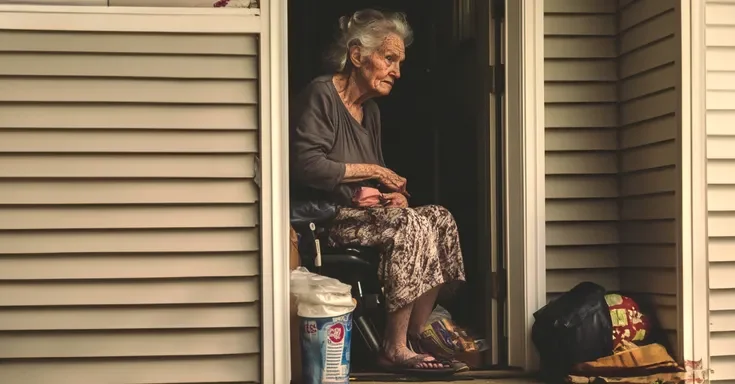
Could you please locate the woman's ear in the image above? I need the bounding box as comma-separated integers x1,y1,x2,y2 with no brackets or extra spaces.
348,45,362,68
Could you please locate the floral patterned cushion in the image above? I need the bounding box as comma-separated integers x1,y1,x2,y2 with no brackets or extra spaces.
604,294,650,349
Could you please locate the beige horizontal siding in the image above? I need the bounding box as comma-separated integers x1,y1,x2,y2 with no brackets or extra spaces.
0,29,261,384
0,104,259,129
617,0,679,356
706,0,735,381
544,1,620,300
0,0,257,6
0,0,106,5
0,30,258,54
109,0,258,7
544,0,681,356
1,356,258,384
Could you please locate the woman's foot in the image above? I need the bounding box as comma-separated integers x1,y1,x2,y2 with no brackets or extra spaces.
407,335,470,373
377,346,455,377
382,346,448,369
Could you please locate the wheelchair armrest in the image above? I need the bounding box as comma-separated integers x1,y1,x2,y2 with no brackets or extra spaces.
290,201,338,231
324,247,365,257
322,247,380,267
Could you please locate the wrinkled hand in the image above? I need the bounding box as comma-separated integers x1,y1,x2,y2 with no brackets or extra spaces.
383,192,408,208
375,166,407,193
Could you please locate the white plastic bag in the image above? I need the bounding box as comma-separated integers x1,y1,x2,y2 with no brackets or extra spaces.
425,304,452,325
290,267,356,318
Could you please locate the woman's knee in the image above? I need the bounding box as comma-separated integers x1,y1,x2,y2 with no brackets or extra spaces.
384,207,424,229
423,204,456,222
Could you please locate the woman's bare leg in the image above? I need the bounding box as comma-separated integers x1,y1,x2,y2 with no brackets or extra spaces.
407,285,442,336
325,206,462,369
383,302,443,368
406,284,469,372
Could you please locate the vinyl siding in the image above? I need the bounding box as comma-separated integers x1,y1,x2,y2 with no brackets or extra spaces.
617,0,679,356
706,0,735,381
0,0,258,7
544,0,621,300
108,0,258,7
0,29,261,384
544,0,680,357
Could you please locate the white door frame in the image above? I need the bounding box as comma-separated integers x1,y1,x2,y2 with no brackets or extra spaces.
0,0,548,380
260,0,291,383
268,0,547,376
504,0,545,371
679,0,710,377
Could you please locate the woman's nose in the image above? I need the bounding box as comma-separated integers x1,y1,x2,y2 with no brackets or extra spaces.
393,63,401,79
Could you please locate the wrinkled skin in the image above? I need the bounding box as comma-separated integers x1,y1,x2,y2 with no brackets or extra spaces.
350,33,406,98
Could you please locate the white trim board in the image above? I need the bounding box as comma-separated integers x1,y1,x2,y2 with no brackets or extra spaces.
258,0,291,383
677,0,693,365
0,0,106,5
505,0,545,371
682,0,710,377
0,5,260,33
0,4,260,14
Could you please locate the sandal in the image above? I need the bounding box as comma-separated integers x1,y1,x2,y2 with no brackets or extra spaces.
447,358,470,373
377,353,456,377
408,336,470,373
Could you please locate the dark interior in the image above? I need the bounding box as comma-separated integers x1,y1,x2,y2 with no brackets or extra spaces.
288,0,500,369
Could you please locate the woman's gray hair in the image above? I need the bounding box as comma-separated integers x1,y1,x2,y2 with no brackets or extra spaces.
326,9,413,73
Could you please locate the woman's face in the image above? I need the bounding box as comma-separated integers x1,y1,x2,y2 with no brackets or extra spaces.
354,33,405,97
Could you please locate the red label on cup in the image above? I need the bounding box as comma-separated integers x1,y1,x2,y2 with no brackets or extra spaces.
328,323,345,343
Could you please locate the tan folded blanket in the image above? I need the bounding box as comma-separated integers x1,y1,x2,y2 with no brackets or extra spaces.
567,372,687,384
567,341,684,384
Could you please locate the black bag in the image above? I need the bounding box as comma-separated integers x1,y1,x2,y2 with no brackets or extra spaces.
531,282,613,381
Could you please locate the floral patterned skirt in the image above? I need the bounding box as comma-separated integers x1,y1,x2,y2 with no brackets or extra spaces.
327,204,466,312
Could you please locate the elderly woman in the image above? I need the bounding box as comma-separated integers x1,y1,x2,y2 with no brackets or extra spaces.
290,9,467,374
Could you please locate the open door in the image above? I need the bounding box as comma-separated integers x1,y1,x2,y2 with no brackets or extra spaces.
476,0,507,367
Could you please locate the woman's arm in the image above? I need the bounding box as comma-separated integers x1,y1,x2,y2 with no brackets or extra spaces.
290,85,351,191
343,164,406,191
343,163,379,182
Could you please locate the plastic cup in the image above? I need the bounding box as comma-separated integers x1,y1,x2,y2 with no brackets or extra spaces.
299,311,353,384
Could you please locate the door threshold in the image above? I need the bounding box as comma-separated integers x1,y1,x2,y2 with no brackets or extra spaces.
355,380,541,384
350,369,539,383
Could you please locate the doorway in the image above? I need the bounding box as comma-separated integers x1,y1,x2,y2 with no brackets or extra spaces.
286,0,507,370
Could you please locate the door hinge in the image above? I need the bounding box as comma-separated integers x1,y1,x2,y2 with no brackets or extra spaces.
490,270,507,301
489,64,505,95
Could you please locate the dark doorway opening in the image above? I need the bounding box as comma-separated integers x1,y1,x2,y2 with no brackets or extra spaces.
287,0,506,370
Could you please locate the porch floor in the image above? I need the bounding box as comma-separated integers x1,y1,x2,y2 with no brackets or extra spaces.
352,370,544,384
359,379,542,384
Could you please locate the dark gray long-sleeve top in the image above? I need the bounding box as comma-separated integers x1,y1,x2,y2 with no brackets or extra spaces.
290,75,385,205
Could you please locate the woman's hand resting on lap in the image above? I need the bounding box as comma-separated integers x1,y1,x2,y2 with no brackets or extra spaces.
373,165,407,193
343,163,406,193
342,164,408,199
383,192,408,208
